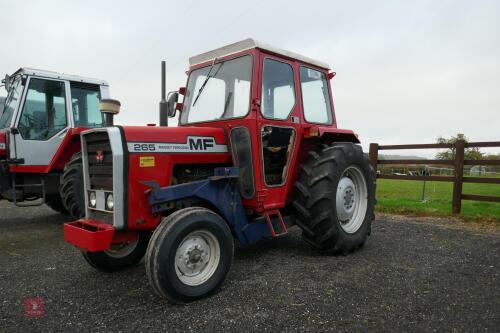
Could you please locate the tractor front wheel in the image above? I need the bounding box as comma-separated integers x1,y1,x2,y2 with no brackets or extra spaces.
45,194,69,215
60,152,85,219
82,232,150,272
145,207,234,304
293,143,375,254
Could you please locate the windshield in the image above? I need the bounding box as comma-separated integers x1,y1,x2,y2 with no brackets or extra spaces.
0,77,23,128
180,55,252,124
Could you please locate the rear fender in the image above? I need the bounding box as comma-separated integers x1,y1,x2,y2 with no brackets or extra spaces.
51,129,86,171
319,128,360,144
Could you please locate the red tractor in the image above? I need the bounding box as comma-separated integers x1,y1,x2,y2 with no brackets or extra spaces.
0,68,111,218
64,39,376,303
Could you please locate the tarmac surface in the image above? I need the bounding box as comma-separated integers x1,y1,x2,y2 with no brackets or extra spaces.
0,201,499,332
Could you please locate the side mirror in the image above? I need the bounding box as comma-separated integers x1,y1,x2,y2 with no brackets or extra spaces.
3,74,10,91
167,92,179,117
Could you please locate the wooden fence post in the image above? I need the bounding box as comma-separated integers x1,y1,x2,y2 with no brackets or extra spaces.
452,139,465,214
369,143,379,175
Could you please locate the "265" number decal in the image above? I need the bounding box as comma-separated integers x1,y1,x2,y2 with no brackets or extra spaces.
133,143,156,152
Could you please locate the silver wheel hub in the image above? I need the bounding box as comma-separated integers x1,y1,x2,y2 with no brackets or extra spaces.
336,166,368,234
175,230,220,286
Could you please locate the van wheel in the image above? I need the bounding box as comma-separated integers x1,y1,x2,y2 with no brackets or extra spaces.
145,207,234,304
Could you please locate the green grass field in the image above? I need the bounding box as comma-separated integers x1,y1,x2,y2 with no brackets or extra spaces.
375,179,500,224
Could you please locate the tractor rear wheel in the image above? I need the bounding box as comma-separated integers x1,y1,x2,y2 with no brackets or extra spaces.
293,143,375,254
60,152,85,219
82,232,150,272
145,207,234,304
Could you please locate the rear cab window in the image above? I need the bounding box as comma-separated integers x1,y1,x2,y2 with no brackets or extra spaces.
299,66,333,124
70,82,103,127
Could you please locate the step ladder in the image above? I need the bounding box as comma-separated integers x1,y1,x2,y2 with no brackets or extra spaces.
11,174,46,207
264,209,288,237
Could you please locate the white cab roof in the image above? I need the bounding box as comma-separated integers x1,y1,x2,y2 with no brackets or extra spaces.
189,38,331,69
12,67,108,86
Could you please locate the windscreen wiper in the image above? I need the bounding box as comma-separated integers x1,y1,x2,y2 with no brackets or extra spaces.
192,58,223,106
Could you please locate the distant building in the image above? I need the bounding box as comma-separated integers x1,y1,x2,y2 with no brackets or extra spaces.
470,165,486,176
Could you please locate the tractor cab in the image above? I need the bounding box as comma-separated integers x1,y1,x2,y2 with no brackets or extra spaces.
172,39,358,211
0,68,109,213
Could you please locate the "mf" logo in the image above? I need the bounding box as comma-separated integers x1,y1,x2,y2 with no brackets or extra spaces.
189,138,214,151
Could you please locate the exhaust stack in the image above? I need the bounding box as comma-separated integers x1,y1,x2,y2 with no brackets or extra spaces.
159,61,168,126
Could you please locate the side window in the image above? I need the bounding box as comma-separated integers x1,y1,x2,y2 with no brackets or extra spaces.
71,82,103,127
18,78,67,140
261,59,295,120
300,67,333,124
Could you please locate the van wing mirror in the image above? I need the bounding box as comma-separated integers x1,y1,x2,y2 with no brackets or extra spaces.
167,92,179,117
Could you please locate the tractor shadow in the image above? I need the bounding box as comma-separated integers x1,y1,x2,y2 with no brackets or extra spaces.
233,228,317,260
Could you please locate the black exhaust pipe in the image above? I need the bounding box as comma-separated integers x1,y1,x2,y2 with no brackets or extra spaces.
159,61,168,126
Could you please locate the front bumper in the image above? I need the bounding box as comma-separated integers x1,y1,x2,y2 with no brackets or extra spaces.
64,220,115,252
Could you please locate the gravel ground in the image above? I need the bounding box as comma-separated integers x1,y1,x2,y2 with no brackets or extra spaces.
0,201,499,333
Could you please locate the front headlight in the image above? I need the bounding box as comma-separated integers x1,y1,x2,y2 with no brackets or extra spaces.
89,191,97,208
105,193,114,211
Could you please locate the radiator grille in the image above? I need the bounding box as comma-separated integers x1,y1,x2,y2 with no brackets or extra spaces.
85,132,113,191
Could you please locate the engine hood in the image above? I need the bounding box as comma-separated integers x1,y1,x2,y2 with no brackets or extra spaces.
122,126,229,154
116,125,231,231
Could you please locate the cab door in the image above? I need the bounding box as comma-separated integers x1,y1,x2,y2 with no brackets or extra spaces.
257,55,301,209
12,76,71,166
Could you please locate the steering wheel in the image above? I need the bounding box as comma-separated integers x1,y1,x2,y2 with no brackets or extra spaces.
19,113,48,139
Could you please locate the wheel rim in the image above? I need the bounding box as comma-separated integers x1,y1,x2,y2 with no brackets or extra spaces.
105,239,139,258
336,166,368,234
175,230,220,286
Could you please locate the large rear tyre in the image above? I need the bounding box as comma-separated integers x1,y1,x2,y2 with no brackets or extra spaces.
82,232,150,272
145,207,234,304
293,143,375,254
60,152,85,219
